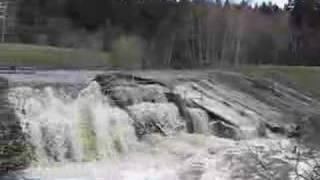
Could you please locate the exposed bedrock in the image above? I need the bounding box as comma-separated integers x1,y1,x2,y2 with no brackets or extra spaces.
95,72,317,140
127,102,185,138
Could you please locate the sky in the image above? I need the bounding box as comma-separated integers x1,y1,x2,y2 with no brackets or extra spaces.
252,0,287,8
187,0,288,8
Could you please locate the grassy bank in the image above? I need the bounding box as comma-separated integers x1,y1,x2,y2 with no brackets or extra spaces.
240,66,320,100
0,44,319,99
0,43,111,69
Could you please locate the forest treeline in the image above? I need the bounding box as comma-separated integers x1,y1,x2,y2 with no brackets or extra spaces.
13,0,320,68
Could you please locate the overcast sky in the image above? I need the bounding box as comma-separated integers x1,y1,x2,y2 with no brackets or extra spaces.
252,0,287,7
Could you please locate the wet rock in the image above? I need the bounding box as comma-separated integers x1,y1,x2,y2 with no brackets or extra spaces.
95,73,167,91
127,102,185,138
266,124,286,135
95,73,169,107
209,121,241,140
174,82,264,138
95,71,318,142
298,114,320,147
211,71,317,124
109,85,168,107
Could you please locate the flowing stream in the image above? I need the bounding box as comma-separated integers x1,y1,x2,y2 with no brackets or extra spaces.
4,71,311,180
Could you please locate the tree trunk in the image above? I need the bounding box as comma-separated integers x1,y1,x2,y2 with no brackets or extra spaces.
197,18,203,65
165,32,176,67
234,38,241,67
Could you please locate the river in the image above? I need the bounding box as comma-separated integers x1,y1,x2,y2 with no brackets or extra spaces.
2,70,316,180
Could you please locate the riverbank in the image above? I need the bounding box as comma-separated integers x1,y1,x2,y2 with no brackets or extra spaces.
0,43,111,69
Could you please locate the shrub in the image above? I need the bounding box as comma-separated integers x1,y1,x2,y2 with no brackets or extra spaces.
110,36,144,69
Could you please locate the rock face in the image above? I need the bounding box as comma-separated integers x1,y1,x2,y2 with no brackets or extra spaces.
95,73,169,107
95,73,185,138
109,85,168,107
95,71,318,140
128,103,185,137
0,78,31,174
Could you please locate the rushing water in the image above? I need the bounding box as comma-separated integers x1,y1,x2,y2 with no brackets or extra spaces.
6,73,304,180
9,82,137,163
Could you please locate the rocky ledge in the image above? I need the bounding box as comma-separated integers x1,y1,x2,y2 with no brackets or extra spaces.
95,71,319,141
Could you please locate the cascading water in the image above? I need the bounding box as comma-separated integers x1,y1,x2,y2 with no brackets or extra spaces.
8,82,137,164
6,74,310,180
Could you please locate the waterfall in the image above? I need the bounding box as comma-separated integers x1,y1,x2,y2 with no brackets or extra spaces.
187,108,210,135
8,82,137,164
6,74,307,180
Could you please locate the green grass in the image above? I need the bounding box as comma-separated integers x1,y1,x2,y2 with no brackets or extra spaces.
0,43,112,69
0,44,319,98
240,66,320,100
